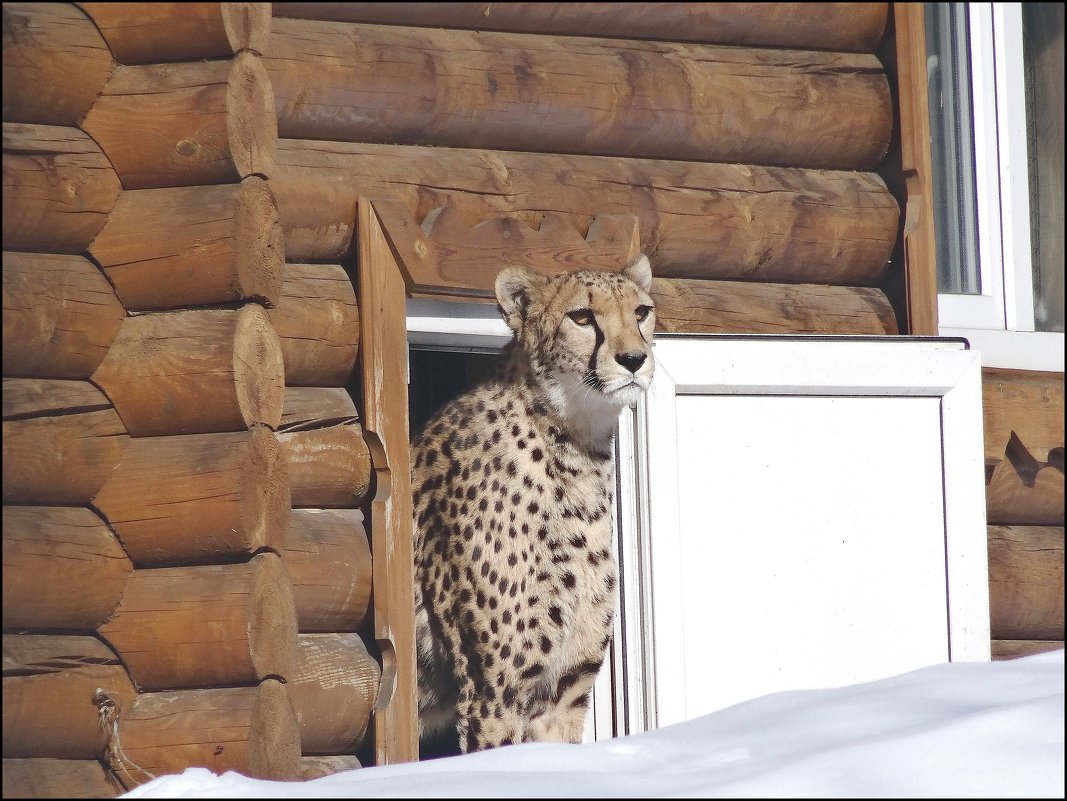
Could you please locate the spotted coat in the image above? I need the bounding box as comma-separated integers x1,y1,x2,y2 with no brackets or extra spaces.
412,257,656,752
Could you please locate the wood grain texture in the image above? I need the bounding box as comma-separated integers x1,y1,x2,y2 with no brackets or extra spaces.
288,633,380,755
991,639,1065,660
1,2,115,126
299,755,361,779
281,386,358,427
92,427,290,566
77,2,270,64
2,123,121,253
111,680,300,786
1,378,112,419
266,18,890,171
2,407,129,505
986,456,1064,527
277,424,372,508
892,3,938,334
982,368,1064,461
358,199,419,764
987,525,1064,641
82,53,276,189
91,306,284,437
2,506,131,631
98,554,298,691
272,3,888,52
2,634,135,759
1,758,122,799
88,178,283,311
268,264,360,387
280,508,372,632
2,253,125,379
275,140,899,285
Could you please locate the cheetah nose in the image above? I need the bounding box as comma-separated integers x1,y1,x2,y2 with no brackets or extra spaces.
615,352,647,374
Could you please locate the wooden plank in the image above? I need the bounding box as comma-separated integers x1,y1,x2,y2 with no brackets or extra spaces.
272,3,889,52
1,2,115,126
986,456,1064,527
982,368,1065,461
275,140,899,286
77,2,270,64
891,3,938,335
987,525,1064,641
266,18,891,171
357,199,419,765
991,639,1065,660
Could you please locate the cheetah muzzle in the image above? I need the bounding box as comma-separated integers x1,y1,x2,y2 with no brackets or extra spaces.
412,254,656,753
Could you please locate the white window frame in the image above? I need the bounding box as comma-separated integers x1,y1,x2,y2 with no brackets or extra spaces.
936,3,1064,372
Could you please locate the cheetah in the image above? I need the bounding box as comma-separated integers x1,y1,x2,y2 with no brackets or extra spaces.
411,254,656,753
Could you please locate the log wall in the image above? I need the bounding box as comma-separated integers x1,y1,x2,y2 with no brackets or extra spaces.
2,2,376,792
982,369,1065,660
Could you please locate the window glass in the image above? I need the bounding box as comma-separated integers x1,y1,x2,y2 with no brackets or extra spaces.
926,2,981,295
1022,3,1065,333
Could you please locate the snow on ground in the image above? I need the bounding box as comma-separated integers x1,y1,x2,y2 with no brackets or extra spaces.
124,649,1064,799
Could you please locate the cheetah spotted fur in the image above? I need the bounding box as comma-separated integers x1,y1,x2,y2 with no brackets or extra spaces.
412,254,656,752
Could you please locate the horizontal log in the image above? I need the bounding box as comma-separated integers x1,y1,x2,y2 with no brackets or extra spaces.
266,18,890,171
281,387,358,428
278,423,372,507
289,634,380,755
272,3,888,52
2,507,132,631
98,553,298,691
1,758,121,799
2,254,125,379
91,306,284,436
991,640,1065,661
2,123,121,253
111,679,299,785
299,755,361,779
1,3,115,126
982,368,1064,461
2,379,111,419
280,508,371,632
2,408,129,505
82,52,276,189
2,634,136,759
650,278,899,335
88,178,283,311
275,140,898,284
987,525,1064,641
92,426,289,566
268,264,360,386
77,2,271,64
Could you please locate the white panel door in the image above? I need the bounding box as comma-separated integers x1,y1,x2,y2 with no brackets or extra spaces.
639,337,989,728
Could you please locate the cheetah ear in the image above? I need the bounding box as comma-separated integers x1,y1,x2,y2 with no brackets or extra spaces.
622,253,653,292
496,266,541,332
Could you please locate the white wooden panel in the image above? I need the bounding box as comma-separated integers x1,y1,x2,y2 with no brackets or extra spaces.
674,395,949,717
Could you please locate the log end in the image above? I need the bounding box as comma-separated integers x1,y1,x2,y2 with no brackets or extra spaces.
235,178,285,307
222,3,272,55
234,305,285,429
240,427,292,554
228,52,278,180
248,679,301,780
249,552,299,683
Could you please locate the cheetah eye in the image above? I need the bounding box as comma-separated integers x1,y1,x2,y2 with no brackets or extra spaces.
567,308,594,326
636,305,653,322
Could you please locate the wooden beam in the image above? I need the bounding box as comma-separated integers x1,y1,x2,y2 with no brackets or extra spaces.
275,140,898,286
272,3,889,55
987,525,1064,641
357,198,419,765
892,3,938,335
266,17,891,171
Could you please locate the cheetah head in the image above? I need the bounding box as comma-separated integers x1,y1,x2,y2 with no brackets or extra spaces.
495,254,656,414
